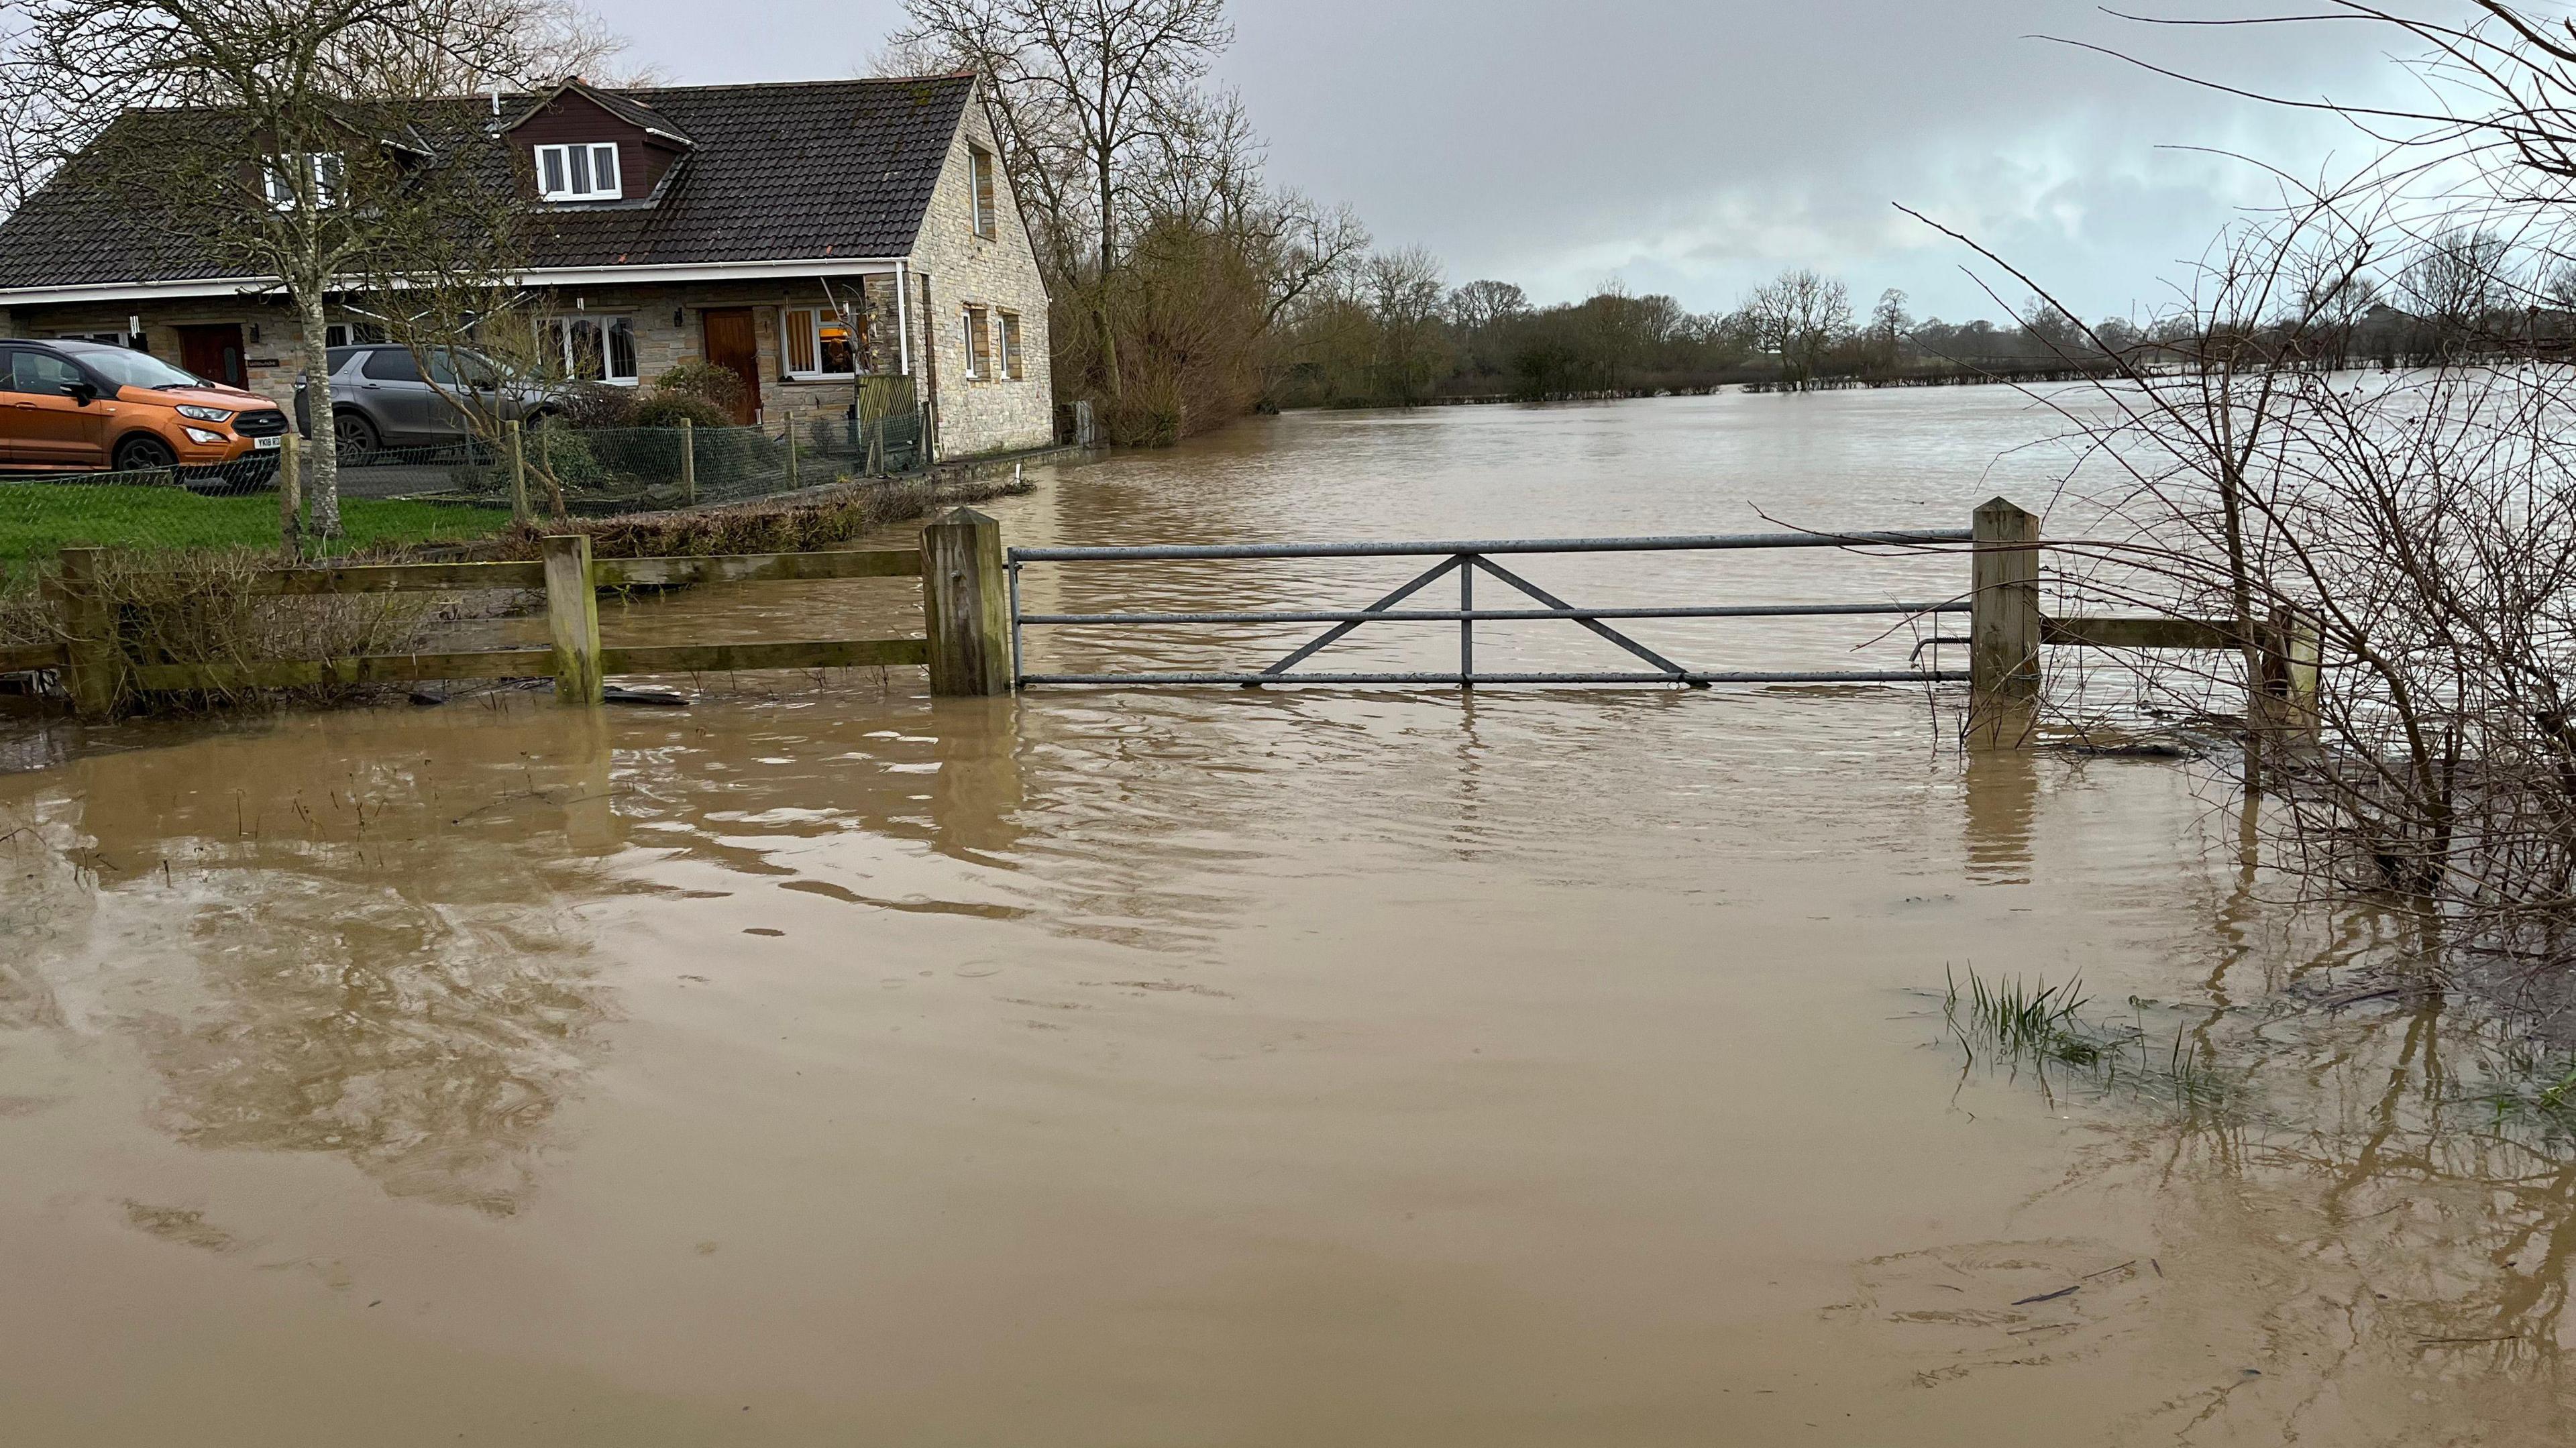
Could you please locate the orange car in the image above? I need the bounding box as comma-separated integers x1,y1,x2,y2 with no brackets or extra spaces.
0,337,290,482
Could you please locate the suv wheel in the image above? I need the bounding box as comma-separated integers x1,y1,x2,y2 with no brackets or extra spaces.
333,409,380,463
112,434,176,474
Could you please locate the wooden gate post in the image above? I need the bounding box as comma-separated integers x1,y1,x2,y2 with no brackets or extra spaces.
541,533,603,705
1970,497,2042,704
52,546,121,719
921,507,1012,696
2253,605,2323,744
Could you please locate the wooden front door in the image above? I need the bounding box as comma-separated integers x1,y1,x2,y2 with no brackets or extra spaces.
700,309,761,424
176,323,247,388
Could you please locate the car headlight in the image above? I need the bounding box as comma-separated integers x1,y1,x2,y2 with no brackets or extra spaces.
174,405,233,423
181,426,223,444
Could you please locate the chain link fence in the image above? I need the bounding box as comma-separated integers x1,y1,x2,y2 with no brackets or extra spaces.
440,414,926,516
0,414,930,569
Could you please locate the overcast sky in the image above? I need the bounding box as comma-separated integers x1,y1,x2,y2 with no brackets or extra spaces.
609,0,2439,323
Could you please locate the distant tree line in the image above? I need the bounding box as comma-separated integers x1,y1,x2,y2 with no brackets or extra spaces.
892,1,2576,438
1263,221,2576,409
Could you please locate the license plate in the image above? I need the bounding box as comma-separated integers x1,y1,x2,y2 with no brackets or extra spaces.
252,435,282,450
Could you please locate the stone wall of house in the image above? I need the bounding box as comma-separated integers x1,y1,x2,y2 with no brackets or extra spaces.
533,276,910,433
904,82,1055,459
11,296,316,406
9,280,918,434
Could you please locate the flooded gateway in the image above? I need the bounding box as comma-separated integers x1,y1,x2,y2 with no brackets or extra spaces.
2,392,2569,1445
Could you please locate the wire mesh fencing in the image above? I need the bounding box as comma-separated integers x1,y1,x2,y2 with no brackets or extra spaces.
443,415,928,516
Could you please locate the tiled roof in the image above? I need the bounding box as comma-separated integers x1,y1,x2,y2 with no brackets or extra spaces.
505,78,698,146
0,74,975,293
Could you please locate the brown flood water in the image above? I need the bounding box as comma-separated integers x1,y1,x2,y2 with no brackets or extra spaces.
3,392,2572,1444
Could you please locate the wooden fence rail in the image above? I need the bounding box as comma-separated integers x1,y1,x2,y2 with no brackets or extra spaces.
0,498,2318,737
17,506,1007,717
1971,496,2320,739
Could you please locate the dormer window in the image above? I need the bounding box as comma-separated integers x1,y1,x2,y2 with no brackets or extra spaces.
536,142,622,202
262,153,343,210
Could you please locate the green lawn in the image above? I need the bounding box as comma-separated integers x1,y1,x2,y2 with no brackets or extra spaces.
0,484,514,563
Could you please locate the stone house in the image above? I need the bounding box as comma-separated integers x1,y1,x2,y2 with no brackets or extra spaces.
0,74,1054,459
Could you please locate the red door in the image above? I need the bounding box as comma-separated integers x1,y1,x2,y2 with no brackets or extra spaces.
177,324,248,388
700,309,761,424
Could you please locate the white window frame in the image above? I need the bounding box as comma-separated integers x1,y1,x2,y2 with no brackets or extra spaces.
968,144,997,239
782,306,861,380
961,305,990,380
540,314,639,385
262,152,344,211
535,142,624,203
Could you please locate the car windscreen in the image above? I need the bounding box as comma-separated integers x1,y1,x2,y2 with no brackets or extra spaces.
56,342,210,390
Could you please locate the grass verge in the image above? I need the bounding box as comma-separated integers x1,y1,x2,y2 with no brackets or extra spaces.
0,486,513,563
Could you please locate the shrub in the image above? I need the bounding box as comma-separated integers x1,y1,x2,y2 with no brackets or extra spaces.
552,383,638,430
651,359,747,414
627,390,735,431
525,425,613,493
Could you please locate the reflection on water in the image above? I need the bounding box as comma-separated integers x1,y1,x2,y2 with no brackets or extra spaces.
13,715,625,1216
1962,745,2039,885
0,396,2569,1445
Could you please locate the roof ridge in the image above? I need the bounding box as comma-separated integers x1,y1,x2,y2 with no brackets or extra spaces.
616,74,973,98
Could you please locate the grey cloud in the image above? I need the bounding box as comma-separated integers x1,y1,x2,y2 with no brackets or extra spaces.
608,0,2435,319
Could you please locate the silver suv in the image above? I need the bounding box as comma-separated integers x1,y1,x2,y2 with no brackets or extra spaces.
292,345,555,459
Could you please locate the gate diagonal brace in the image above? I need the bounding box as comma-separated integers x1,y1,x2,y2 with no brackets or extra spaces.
1468,555,1702,685
1256,555,1464,681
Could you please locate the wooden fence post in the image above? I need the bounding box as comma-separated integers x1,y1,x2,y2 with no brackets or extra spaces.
541,533,602,705
538,426,567,519
785,417,800,490
506,419,531,524
921,507,1011,696
52,546,121,718
680,416,696,505
2254,604,2323,744
1970,497,2042,704
276,433,303,563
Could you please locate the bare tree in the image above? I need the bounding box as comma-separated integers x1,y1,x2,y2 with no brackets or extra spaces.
1364,246,1448,405
1448,279,1530,333
1906,2,2576,993
0,0,629,214
2401,228,2515,351
0,0,574,543
891,0,1232,397
1741,268,1852,388
1867,287,1910,369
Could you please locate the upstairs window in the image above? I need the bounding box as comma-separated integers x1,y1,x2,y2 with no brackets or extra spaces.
969,144,996,239
783,307,859,379
262,153,344,210
536,142,623,202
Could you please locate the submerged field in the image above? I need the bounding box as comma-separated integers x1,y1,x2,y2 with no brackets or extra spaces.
0,395,2565,1446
